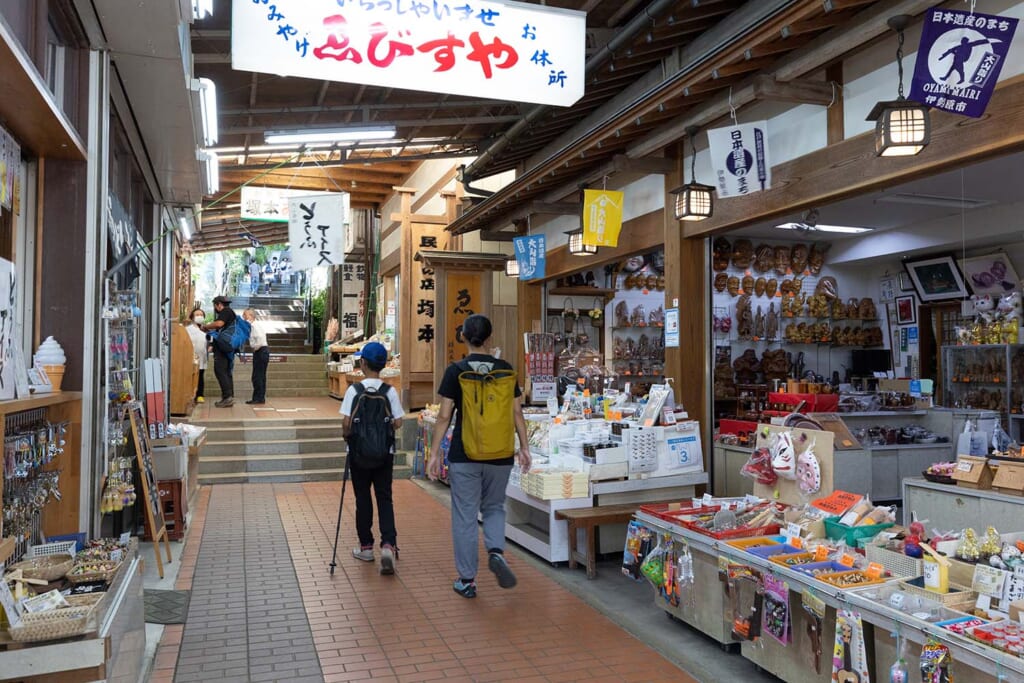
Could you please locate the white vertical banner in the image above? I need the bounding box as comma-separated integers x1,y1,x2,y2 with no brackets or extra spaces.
288,193,349,270
706,121,771,198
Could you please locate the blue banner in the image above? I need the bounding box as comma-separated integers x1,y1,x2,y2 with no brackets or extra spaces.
513,235,546,281
910,8,1018,118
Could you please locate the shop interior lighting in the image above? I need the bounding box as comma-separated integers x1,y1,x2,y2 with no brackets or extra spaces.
198,150,219,194
669,126,715,221
866,15,930,157
178,215,192,241
193,78,218,147
192,0,213,19
567,229,598,256
504,257,520,277
774,222,874,234
264,126,397,145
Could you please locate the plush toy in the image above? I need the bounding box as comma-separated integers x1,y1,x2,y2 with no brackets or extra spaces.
972,294,996,324
997,290,1022,321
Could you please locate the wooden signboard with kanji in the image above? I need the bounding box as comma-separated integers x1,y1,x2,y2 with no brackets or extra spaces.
444,271,483,366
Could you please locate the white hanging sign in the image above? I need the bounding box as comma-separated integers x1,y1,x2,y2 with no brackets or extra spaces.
288,193,349,270
706,121,772,198
241,186,331,223
231,0,586,107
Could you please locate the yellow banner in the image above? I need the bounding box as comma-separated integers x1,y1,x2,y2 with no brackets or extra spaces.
582,189,624,247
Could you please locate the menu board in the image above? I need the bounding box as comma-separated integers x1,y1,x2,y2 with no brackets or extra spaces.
128,402,166,540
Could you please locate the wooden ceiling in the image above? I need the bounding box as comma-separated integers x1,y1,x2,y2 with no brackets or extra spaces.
188,0,890,251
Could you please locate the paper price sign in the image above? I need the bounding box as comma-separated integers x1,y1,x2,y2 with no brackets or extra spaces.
814,546,830,562
839,554,856,568
0,580,21,627
957,461,973,472
866,562,885,580
972,564,1007,596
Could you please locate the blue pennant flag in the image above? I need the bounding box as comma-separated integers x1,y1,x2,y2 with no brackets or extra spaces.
513,235,546,280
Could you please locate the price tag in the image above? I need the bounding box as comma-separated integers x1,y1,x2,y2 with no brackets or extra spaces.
546,396,558,417
815,546,830,562
702,493,714,506
802,589,826,619
790,536,804,550
957,461,973,472
786,523,803,539
972,564,1007,597
866,562,885,579
0,580,22,627
839,554,856,568
119,532,132,545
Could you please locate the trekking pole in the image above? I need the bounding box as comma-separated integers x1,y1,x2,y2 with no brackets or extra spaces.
328,450,352,576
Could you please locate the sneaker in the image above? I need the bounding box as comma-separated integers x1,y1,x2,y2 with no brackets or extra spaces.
214,398,234,408
488,552,517,589
452,578,477,598
245,400,266,405
196,397,205,403
352,546,374,562
380,545,396,575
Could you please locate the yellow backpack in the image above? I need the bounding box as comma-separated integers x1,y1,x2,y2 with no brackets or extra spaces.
457,360,517,460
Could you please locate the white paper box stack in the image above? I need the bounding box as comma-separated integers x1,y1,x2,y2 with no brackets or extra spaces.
522,470,590,500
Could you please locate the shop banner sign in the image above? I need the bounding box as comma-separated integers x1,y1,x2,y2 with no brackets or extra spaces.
288,193,349,270
910,8,1018,118
0,126,19,211
232,0,585,107
513,234,545,280
581,189,624,247
341,263,367,337
707,121,771,198
445,271,482,365
242,186,330,223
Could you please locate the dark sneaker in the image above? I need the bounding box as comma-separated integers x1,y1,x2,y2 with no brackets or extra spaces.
245,400,266,405
488,552,517,589
452,578,477,598
380,545,396,575
214,398,234,408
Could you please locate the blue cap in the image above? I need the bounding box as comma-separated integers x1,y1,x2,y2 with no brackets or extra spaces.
355,341,388,366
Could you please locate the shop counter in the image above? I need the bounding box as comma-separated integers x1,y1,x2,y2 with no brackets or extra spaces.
902,477,1024,532
0,556,146,683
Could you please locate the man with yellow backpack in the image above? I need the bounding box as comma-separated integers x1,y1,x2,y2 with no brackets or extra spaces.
428,314,532,598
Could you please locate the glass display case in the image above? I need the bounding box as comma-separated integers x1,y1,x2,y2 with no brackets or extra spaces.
942,344,1024,424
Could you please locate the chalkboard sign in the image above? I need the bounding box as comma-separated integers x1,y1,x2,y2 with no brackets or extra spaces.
128,402,172,577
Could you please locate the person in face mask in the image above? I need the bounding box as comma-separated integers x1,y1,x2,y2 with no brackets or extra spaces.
185,307,210,404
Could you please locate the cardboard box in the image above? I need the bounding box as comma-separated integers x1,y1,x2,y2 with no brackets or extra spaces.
1009,599,1024,623
952,455,994,490
992,461,1024,496
878,379,912,393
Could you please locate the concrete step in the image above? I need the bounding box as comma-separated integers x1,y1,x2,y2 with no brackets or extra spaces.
199,451,411,475
203,424,343,442
204,367,325,379
193,417,340,429
198,464,414,485
203,437,349,457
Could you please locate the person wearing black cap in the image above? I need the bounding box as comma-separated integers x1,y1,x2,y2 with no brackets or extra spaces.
202,295,236,407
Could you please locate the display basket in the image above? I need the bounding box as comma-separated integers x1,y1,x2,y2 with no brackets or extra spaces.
824,516,894,546
724,536,781,551
770,552,817,568
27,540,78,559
816,569,889,589
793,561,850,577
864,543,923,579
8,593,104,643
639,504,723,526
7,553,74,582
685,523,782,541
922,471,957,485
899,577,977,611
745,543,802,559
67,561,122,584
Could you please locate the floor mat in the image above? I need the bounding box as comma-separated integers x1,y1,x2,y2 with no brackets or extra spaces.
143,589,191,624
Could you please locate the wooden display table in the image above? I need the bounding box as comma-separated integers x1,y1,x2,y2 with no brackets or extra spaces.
557,501,672,579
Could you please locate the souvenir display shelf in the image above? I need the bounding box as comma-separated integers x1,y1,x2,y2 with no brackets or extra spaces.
942,344,1024,426
0,554,146,682
635,511,1024,682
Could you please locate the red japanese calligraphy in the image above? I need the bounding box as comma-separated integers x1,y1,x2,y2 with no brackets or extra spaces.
466,32,518,79
417,33,465,72
313,14,363,63
367,22,414,68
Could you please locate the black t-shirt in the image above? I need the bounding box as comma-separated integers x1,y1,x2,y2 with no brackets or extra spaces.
216,307,236,327
438,354,521,466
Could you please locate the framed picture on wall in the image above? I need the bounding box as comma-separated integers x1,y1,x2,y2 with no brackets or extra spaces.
959,253,1020,296
898,271,915,292
895,295,917,325
902,254,969,302
879,276,896,303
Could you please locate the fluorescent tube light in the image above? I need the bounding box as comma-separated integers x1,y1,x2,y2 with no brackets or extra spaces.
197,78,218,146
877,193,994,210
264,126,397,145
774,223,874,234
193,0,212,19
179,216,192,241
198,150,219,194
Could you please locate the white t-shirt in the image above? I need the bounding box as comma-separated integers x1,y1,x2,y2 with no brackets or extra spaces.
248,319,268,350
185,324,208,369
340,379,405,420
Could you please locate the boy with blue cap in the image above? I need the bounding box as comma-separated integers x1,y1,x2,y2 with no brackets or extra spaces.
340,341,404,574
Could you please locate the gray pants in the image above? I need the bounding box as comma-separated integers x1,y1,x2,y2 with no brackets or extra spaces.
448,462,512,580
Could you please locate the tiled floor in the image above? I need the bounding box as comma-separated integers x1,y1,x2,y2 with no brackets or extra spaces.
151,481,697,683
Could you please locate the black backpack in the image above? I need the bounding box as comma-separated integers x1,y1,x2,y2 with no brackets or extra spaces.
346,383,396,468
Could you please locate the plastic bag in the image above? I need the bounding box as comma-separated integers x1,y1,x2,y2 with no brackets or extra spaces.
622,521,653,581
762,574,791,645
919,638,953,683
741,446,778,485
640,536,668,587
956,420,988,456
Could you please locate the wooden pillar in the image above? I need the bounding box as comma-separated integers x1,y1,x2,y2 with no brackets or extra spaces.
663,146,709,476
516,281,543,388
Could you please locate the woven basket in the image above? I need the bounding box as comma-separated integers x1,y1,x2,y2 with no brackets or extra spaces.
8,593,104,643
8,553,74,582
899,578,977,611
67,561,121,584
865,544,923,579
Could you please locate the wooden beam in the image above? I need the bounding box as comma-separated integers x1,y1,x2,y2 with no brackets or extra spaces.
826,63,844,145
480,230,517,242
525,201,580,216
542,210,662,282
612,154,674,175
388,213,447,225
685,74,1024,238
752,75,835,106
516,278,543,388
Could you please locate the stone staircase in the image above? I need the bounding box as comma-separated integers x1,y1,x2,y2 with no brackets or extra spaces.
204,352,329,398
230,285,311,354
195,417,415,484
